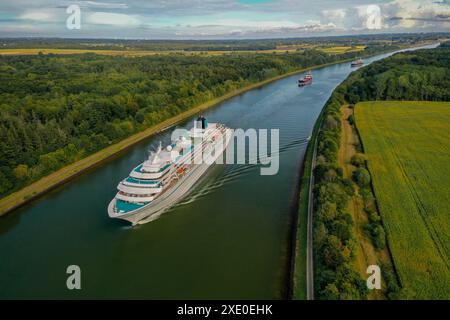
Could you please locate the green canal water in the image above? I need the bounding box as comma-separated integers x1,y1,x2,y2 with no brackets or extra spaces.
0,46,436,299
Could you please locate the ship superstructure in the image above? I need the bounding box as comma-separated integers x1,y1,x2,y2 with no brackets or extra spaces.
351,58,364,67
108,116,232,225
298,71,313,86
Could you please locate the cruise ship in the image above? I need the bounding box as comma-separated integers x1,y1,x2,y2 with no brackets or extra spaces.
108,115,232,225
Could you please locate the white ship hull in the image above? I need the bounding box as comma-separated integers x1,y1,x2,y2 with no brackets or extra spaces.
108,128,232,225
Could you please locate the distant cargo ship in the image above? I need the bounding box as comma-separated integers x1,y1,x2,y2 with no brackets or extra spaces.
351,58,364,67
298,71,313,86
108,115,232,225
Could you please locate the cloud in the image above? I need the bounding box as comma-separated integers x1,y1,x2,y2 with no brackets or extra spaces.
86,12,141,26
80,1,128,9
174,20,340,38
356,4,383,29
321,0,449,31
19,10,55,21
322,9,346,23
383,0,450,28
207,19,302,29
1,0,449,38
321,5,384,31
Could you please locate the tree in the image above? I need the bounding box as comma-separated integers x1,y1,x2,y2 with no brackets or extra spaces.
314,222,328,248
331,220,352,242
135,111,145,124
0,171,13,194
371,224,386,249
347,114,354,125
322,235,346,268
324,115,338,130
350,154,365,167
323,169,338,182
13,164,29,181
320,283,340,300
353,168,371,188
317,201,338,223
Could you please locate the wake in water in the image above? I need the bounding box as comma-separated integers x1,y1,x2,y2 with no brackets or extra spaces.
134,134,312,222
171,135,310,210
174,165,249,207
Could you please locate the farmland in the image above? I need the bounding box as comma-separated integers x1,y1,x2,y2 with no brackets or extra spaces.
0,45,366,57
355,101,450,299
318,45,366,54
0,48,297,56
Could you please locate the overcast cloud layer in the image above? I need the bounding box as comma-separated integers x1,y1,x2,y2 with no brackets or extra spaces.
0,0,449,39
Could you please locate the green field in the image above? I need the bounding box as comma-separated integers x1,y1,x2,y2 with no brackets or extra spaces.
355,101,450,299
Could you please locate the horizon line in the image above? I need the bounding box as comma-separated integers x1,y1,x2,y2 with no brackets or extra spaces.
0,31,449,42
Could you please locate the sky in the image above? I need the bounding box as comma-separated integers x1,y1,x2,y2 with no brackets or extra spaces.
0,0,449,39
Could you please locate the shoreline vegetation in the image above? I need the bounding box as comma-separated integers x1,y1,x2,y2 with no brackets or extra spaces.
290,40,440,299
339,104,396,299
294,43,449,299
0,57,363,217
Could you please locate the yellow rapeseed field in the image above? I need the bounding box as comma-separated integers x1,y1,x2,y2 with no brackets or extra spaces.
319,45,366,54
355,101,450,299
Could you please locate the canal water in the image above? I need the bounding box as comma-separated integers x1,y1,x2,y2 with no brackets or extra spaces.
0,45,436,299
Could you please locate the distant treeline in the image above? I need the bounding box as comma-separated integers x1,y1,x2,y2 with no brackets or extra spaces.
311,44,449,299
0,33,444,51
0,47,387,197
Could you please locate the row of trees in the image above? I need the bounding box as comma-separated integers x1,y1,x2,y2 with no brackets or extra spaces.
312,43,449,299
0,47,385,197
313,90,368,300
342,45,450,103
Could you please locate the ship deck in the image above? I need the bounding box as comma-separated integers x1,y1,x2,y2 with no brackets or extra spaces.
115,199,148,214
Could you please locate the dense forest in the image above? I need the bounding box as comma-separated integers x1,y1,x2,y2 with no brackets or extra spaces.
342,45,450,103
0,46,390,197
311,43,449,299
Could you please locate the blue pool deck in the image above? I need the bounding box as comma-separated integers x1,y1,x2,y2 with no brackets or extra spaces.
116,199,148,213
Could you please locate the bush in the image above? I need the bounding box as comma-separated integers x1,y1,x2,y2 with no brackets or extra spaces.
368,211,381,224
347,114,354,125
317,201,338,223
324,115,339,130
330,220,352,242
353,168,371,188
320,283,340,300
350,154,365,167
324,169,338,182
371,224,386,249
380,262,401,298
353,140,362,153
